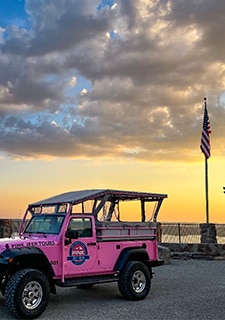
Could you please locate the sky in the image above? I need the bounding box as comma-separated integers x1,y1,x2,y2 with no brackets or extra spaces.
1,0,225,223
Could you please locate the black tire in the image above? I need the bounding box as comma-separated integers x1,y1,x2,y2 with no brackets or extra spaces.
5,269,50,319
118,261,151,301
77,284,94,289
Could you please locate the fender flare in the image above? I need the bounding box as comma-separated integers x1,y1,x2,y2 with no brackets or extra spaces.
0,246,55,277
114,247,150,272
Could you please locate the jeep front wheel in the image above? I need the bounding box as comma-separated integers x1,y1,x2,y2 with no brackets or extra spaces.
118,261,151,301
5,269,50,319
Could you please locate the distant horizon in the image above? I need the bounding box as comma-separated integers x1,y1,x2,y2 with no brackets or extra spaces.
2,216,225,225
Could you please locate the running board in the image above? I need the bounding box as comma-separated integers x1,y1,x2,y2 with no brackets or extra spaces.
56,274,119,287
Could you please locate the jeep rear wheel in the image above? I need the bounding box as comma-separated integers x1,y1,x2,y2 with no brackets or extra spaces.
118,261,151,300
5,269,50,319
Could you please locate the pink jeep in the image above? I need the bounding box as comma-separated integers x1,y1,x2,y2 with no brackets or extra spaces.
0,189,167,319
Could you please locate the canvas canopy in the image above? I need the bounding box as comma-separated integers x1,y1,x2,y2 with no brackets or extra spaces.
30,189,167,206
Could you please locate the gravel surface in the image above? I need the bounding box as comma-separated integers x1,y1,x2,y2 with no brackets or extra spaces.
1,259,225,320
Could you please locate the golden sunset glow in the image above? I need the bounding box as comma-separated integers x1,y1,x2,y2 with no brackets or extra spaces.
1,157,225,223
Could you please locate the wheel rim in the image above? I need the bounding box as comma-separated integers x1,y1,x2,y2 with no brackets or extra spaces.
22,281,43,310
132,270,146,293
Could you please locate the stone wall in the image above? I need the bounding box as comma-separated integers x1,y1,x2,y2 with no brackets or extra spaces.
0,219,12,238
200,223,217,244
0,219,22,237
160,242,225,260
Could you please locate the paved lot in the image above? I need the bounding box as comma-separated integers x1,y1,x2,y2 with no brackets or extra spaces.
1,259,225,319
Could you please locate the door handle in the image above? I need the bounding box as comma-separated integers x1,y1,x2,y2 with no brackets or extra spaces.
87,242,96,246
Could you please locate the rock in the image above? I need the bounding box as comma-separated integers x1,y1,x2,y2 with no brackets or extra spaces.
158,245,171,264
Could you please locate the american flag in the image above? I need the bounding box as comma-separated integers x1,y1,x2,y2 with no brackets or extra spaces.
200,100,211,159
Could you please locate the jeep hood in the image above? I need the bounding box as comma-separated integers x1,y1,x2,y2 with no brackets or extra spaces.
0,236,58,253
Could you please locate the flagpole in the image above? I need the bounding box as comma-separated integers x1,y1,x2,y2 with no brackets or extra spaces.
204,97,209,223
200,97,213,242
205,156,209,223
202,96,210,224
200,97,211,224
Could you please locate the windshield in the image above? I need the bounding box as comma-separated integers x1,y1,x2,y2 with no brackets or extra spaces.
25,214,65,235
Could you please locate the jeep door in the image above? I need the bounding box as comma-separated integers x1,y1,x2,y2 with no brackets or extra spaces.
64,216,98,275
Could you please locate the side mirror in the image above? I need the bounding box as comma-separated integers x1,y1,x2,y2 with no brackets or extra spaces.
65,229,79,242
65,229,79,245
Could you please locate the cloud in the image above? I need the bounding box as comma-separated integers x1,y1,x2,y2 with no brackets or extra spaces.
1,0,225,161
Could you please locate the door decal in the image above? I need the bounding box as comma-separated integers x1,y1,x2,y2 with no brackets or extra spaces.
67,241,90,266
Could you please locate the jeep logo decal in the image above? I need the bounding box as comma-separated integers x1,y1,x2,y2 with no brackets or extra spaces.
67,241,89,266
